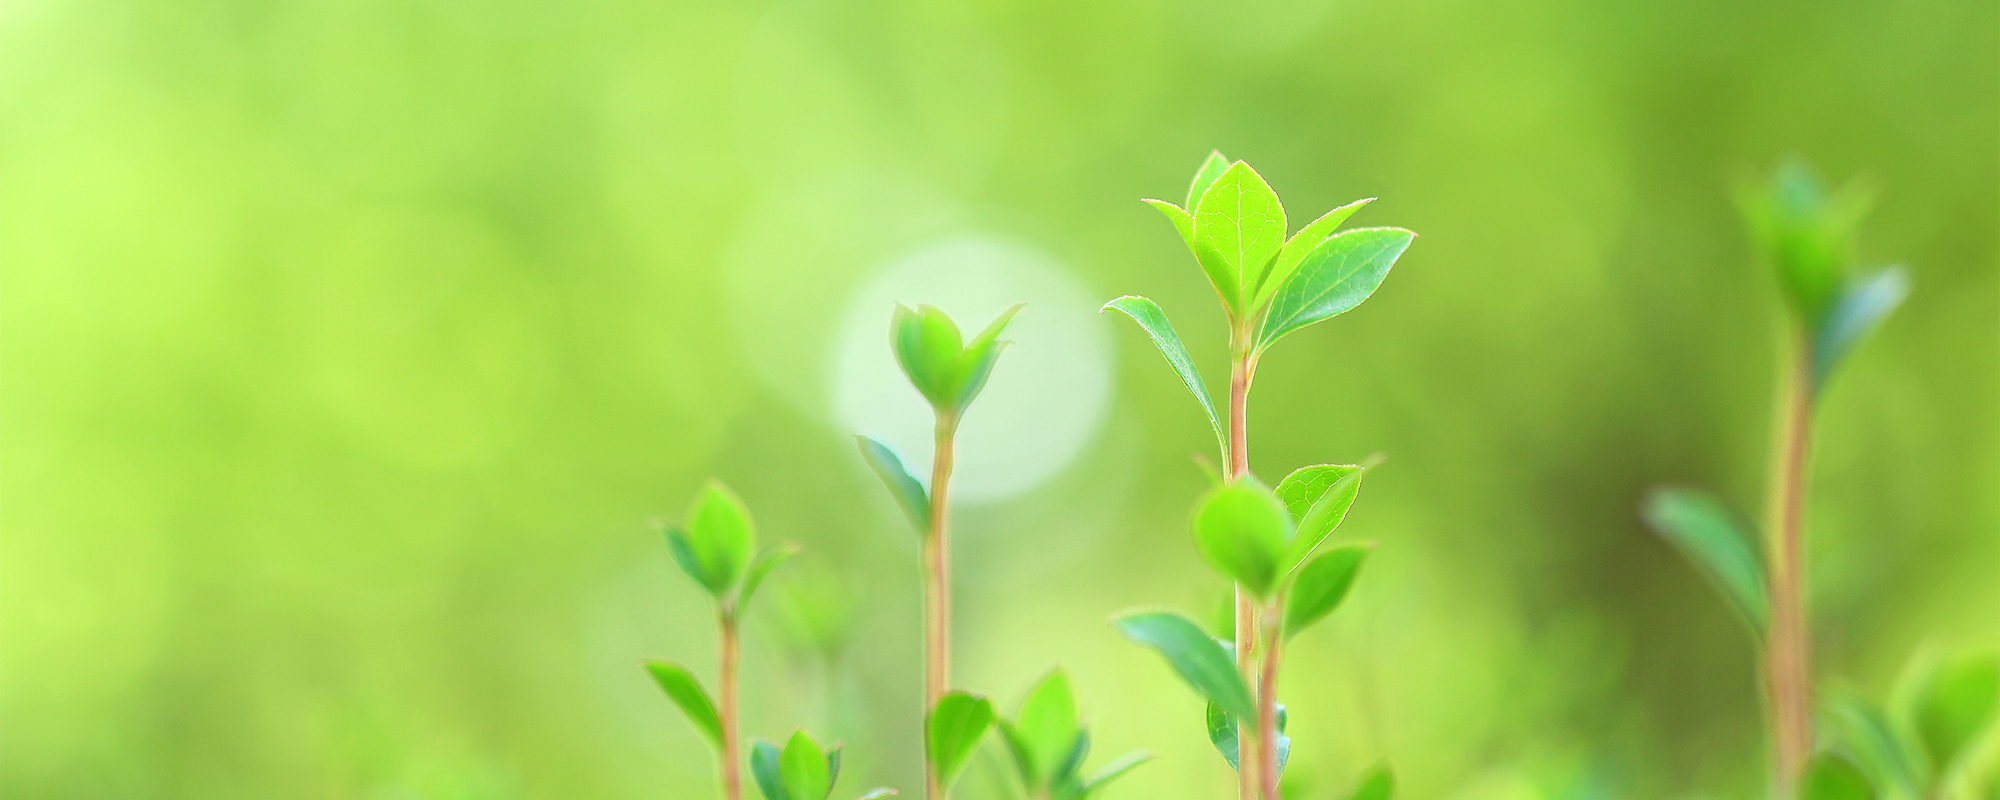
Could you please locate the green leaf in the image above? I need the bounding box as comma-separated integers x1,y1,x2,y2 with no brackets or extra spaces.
1190,478,1294,597
1100,296,1226,462
1011,669,1081,789
1143,199,1197,255
681,481,756,596
1811,267,1909,396
1285,545,1370,638
1640,487,1769,634
1824,696,1919,798
643,660,722,747
1186,150,1230,211
856,436,931,535
782,729,832,800
1255,198,1374,310
1739,158,1872,324
1205,701,1288,773
1346,764,1395,800
664,527,712,594
892,304,966,410
927,691,994,790
1256,227,1414,351
1274,464,1366,569
953,303,1025,411
1110,611,1255,720
1077,750,1153,797
1803,752,1876,800
1194,161,1287,312
751,738,790,800
1917,654,2000,771
853,791,898,800
737,543,799,613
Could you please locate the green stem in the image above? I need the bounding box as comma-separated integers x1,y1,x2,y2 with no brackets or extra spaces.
719,611,742,800
1764,330,1814,798
924,414,959,800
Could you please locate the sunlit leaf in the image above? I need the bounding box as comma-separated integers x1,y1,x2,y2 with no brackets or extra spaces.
781,729,832,800
1640,487,1768,635
1917,654,2000,771
1256,228,1414,351
1186,150,1230,210
892,304,965,410
927,691,994,790
1274,464,1365,569
643,660,721,747
953,303,1024,411
1110,611,1254,720
1284,545,1370,638
751,738,789,800
1811,267,1909,396
1011,669,1081,789
1255,198,1374,310
1194,161,1287,312
857,436,931,535
1101,296,1226,461
1143,199,1196,255
1346,764,1395,800
1191,478,1293,597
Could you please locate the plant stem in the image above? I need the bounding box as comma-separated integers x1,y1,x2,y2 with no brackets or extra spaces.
1228,341,1257,800
924,414,959,800
718,611,742,800
1763,330,1814,797
1255,602,1284,800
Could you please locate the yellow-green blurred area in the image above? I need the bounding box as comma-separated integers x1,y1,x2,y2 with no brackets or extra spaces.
2,0,1995,795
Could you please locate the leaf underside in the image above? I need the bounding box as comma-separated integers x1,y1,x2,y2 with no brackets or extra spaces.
857,435,931,535
1101,296,1226,462
1111,611,1255,720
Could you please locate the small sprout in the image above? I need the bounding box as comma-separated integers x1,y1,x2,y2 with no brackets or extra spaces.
891,303,1024,418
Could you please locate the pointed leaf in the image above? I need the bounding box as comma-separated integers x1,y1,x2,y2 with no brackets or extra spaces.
1204,702,1288,774
1285,545,1370,638
953,303,1024,411
856,436,931,535
683,481,756,595
854,791,898,800
1013,669,1081,788
1346,764,1395,800
1811,267,1909,395
751,738,790,800
1186,150,1230,210
1640,487,1768,634
1256,198,1374,310
1275,464,1366,569
1101,296,1226,461
826,745,843,790
664,527,715,595
1191,479,1293,597
892,304,965,409
644,660,722,747
1257,228,1413,351
1917,654,2000,771
1802,752,1875,800
737,543,799,613
781,730,832,800
1111,611,1254,720
1144,199,1197,255
927,691,994,790
1194,161,1287,311
1078,750,1153,797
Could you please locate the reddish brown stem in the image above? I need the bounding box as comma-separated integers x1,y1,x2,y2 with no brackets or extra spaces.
924,415,958,800
718,613,742,800
1228,343,1257,800
1764,332,1814,797
1256,603,1284,800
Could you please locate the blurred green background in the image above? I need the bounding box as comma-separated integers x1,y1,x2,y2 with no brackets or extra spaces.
2,0,1995,796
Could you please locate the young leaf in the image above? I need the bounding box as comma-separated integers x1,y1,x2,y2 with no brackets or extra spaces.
1640,487,1769,634
1739,158,1871,325
1346,764,1395,800
1275,464,1366,569
737,543,800,613
664,527,715,595
1186,150,1230,211
953,303,1025,411
1100,296,1226,461
1802,752,1875,800
1256,227,1414,352
1205,702,1289,773
1191,479,1294,597
927,691,994,790
1194,161,1287,312
751,738,790,800
892,304,966,410
683,481,757,596
781,729,832,800
1284,545,1370,638
1916,654,2000,771
1143,199,1197,256
1012,669,1081,788
643,660,722,747
1811,267,1909,395
856,435,931,535
1110,611,1255,720
1077,750,1153,797
1255,198,1374,310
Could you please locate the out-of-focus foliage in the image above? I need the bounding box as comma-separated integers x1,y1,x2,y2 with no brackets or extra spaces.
0,0,1992,797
